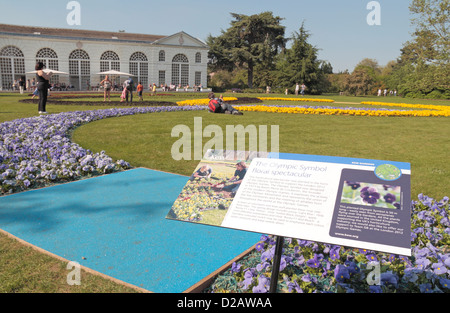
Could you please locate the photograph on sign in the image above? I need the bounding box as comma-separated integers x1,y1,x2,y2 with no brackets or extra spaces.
167,150,411,256
166,150,268,226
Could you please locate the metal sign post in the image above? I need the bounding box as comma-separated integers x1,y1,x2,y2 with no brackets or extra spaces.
269,236,285,293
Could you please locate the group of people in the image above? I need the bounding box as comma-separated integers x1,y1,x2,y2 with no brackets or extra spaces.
30,61,244,115
160,84,203,92
377,88,397,97
295,83,307,96
10,79,26,94
98,76,159,102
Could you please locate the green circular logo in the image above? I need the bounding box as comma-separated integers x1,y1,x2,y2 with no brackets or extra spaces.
375,164,402,181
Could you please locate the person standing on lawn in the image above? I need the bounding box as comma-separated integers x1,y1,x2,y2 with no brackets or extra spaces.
100,75,112,102
137,82,144,101
35,62,53,114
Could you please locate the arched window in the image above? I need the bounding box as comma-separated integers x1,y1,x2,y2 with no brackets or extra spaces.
159,50,165,62
100,51,120,73
36,48,59,84
69,49,90,91
173,54,189,63
171,54,189,86
0,46,25,90
195,52,201,63
130,52,148,88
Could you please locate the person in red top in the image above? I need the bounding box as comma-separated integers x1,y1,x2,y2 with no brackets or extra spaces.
137,82,144,101
208,92,243,115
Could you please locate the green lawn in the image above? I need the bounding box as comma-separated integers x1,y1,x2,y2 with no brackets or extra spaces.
72,98,450,199
1,91,450,292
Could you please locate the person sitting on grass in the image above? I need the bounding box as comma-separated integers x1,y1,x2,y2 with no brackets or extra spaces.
222,161,247,196
208,92,243,115
189,165,212,181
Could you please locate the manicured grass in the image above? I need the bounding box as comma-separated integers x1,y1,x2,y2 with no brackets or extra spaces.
72,106,450,199
0,233,139,293
1,91,450,292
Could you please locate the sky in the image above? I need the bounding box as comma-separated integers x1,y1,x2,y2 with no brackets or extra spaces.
0,0,415,72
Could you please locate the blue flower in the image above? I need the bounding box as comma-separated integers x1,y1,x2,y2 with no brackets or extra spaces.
415,258,431,269
255,242,265,252
241,269,256,290
1,106,204,195
306,254,322,268
287,280,302,293
306,258,320,268
260,246,275,262
344,261,359,274
369,285,383,293
256,262,270,272
432,262,448,275
334,265,350,283
419,283,433,293
442,254,450,267
366,254,378,262
329,246,341,261
252,276,269,293
402,268,420,283
381,271,398,288
230,262,242,274
439,277,450,289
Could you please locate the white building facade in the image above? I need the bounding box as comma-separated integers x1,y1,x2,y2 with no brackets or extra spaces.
0,24,209,91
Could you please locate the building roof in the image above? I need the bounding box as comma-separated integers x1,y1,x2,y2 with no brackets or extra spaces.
0,23,166,43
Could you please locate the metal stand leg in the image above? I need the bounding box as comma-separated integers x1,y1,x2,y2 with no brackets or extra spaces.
269,236,284,293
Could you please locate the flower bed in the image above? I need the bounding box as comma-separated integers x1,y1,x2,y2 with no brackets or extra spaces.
176,97,238,106
206,194,450,293
257,97,335,103
234,103,450,117
360,101,450,117
0,106,204,195
21,98,177,107
2,97,450,293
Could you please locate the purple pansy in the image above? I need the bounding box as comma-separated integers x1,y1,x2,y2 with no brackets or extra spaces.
360,186,380,204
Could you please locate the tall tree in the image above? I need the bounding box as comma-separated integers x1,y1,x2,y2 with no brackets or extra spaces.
275,24,328,94
207,12,286,88
390,0,449,98
342,67,375,96
409,0,449,65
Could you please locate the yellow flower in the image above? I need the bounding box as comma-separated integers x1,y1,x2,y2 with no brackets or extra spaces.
258,97,335,103
233,100,450,118
177,97,238,106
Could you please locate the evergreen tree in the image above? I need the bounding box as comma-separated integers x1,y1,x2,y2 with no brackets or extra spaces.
207,12,286,88
274,24,328,94
390,0,449,98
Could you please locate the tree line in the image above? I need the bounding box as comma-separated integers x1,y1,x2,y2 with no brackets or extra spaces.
207,0,449,99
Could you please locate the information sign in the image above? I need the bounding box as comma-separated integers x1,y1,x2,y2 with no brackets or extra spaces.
167,150,411,256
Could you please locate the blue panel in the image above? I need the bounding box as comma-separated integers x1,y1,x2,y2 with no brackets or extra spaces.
0,168,260,293
269,152,410,170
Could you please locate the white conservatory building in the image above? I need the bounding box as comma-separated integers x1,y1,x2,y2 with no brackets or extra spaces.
0,24,209,91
